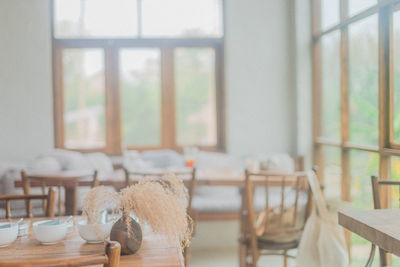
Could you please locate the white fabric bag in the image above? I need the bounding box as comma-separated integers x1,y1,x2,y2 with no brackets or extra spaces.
297,171,349,267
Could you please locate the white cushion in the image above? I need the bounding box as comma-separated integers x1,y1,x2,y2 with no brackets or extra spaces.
140,150,185,168
37,149,83,170
27,157,62,173
83,152,114,176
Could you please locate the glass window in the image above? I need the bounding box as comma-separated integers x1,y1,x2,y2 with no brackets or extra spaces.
392,11,400,144
141,0,223,37
323,146,342,201
63,49,106,149
391,157,400,209
54,0,138,38
321,31,341,140
348,15,379,146
350,150,379,210
350,150,379,266
321,0,340,30
348,0,377,17
120,49,161,146
175,48,217,146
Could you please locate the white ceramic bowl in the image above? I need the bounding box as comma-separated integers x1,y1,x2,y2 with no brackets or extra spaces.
32,220,67,245
77,220,114,243
0,223,18,247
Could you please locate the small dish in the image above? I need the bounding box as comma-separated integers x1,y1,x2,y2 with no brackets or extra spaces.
0,222,18,247
32,220,67,245
77,220,114,244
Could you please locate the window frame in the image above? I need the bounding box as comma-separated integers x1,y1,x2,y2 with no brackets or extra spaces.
51,0,226,155
312,0,400,260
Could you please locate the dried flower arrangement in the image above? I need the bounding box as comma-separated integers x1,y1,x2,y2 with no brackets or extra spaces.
81,173,193,251
82,186,120,224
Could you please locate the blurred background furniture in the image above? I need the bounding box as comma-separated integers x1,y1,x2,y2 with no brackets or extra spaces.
21,170,97,215
239,170,311,267
0,188,56,219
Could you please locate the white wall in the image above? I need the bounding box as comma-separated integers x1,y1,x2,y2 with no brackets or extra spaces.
294,0,313,168
0,0,53,161
225,0,296,156
0,0,298,161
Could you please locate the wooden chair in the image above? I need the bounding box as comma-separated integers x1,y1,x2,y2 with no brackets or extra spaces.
0,188,56,219
124,168,197,211
366,176,400,267
239,170,312,267
21,170,99,216
0,240,121,267
124,168,197,265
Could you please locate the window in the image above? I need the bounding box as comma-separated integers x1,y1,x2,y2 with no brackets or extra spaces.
312,0,400,264
52,0,225,154
62,49,106,149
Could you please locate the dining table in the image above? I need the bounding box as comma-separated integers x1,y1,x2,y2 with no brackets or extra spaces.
338,209,400,266
17,170,96,215
124,168,304,187
0,216,185,267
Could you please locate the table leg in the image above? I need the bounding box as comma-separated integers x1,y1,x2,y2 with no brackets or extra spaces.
65,183,78,215
21,172,32,217
58,184,62,216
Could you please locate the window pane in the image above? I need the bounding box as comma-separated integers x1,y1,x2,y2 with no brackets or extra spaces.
323,146,342,201
393,11,400,143
350,150,378,210
348,15,378,146
321,31,341,140
391,157,400,208
175,48,217,146
348,0,376,17
120,49,161,147
321,0,340,30
350,150,379,266
63,49,105,149
54,0,138,38
142,0,223,37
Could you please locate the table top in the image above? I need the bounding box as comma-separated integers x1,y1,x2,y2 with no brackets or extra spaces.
339,209,400,256
124,169,304,187
25,170,95,181
0,217,184,267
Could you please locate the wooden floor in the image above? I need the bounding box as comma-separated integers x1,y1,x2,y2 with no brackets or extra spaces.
190,247,296,267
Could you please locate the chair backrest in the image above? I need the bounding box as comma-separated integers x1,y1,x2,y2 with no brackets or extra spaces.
370,175,400,266
124,168,197,211
371,175,400,209
0,240,121,267
0,188,56,219
244,170,311,239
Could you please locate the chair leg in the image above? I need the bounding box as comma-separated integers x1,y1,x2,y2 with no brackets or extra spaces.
251,249,258,267
283,250,288,267
239,243,247,267
184,247,190,266
365,244,375,267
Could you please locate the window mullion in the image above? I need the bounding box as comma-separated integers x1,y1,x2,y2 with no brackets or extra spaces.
215,44,226,152
378,6,392,212
105,44,122,155
161,47,176,149
312,0,325,185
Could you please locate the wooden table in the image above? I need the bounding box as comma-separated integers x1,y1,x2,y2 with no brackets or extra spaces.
339,209,400,265
0,217,184,267
125,169,303,187
21,171,95,215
